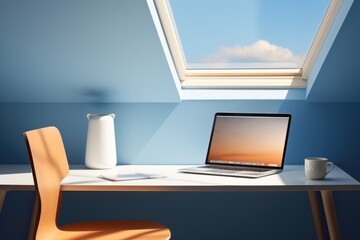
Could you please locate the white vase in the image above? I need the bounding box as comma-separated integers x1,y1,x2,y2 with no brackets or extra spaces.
85,113,117,169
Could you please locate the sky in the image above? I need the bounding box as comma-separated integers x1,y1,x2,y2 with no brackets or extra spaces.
169,0,331,69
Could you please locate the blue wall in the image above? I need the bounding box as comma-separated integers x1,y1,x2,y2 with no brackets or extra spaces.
1,101,360,239
1,1,360,239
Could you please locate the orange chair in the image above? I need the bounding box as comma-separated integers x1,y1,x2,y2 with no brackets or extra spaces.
24,126,171,240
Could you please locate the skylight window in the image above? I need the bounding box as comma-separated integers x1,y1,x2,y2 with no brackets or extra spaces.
154,0,342,89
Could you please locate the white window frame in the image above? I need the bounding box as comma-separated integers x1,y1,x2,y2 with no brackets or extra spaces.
154,0,344,89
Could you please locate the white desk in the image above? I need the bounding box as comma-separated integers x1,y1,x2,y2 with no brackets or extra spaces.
1,164,360,240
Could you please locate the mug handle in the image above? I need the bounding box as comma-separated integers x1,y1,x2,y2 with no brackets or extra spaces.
326,162,335,175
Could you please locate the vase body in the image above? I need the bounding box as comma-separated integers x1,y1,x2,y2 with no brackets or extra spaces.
85,113,117,169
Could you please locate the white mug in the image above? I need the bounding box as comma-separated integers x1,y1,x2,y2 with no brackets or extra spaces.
305,157,334,180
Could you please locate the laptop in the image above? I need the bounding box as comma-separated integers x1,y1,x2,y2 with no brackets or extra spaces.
180,113,292,178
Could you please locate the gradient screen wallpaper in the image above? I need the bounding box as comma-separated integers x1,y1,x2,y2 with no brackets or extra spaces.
207,115,290,167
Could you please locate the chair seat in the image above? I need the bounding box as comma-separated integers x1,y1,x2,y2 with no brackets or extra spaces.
54,220,171,240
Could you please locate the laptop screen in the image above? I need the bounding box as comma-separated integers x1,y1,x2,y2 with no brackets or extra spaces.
206,113,291,169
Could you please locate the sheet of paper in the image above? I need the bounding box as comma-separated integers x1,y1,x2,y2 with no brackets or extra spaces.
98,172,166,181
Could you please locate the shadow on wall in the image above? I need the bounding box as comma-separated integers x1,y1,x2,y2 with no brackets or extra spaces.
0,102,180,166
81,88,112,103
1,101,360,179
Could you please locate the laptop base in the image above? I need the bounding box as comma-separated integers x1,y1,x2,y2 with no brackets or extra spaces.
180,166,281,178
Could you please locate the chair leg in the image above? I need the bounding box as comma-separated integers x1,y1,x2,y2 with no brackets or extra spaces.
0,190,6,213
321,191,341,240
308,191,325,240
28,194,39,240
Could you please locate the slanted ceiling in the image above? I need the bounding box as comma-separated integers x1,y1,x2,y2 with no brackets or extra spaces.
307,0,360,102
0,0,359,103
0,0,179,102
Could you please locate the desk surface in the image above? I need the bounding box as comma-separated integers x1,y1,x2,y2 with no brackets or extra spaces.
1,164,360,192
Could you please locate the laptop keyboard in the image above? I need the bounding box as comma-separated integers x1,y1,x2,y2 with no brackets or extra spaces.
204,165,269,172
180,165,278,178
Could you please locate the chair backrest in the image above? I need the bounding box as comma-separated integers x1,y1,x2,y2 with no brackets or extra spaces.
24,126,70,238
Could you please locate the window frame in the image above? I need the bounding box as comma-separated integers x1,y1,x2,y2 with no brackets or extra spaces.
154,0,343,89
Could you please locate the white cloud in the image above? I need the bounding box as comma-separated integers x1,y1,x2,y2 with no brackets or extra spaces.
200,40,304,68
